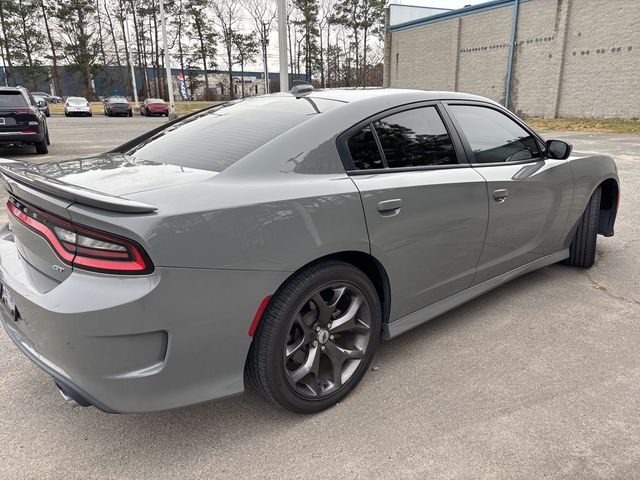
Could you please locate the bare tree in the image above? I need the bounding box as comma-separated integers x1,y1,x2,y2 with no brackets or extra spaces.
242,0,276,93
212,0,242,100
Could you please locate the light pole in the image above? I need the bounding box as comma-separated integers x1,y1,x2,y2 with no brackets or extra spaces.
277,0,288,92
159,0,176,119
124,15,139,108
261,22,269,94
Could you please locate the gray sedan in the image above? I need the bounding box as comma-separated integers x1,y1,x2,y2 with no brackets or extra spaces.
0,89,619,414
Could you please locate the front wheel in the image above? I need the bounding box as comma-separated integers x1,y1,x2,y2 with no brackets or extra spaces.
565,187,601,268
248,261,381,413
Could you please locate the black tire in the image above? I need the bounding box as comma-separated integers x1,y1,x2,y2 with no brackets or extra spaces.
35,138,48,154
45,129,50,145
248,261,381,413
566,187,601,268
45,112,50,118
88,112,93,117
64,112,69,117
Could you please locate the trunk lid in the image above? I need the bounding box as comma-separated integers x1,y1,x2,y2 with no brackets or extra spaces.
0,154,216,210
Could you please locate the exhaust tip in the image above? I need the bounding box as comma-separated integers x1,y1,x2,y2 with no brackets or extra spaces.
58,387,81,407
55,381,91,408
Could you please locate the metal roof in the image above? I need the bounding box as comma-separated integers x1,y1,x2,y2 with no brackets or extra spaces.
389,0,529,32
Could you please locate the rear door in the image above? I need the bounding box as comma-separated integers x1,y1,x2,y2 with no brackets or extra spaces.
444,102,573,284
340,103,489,321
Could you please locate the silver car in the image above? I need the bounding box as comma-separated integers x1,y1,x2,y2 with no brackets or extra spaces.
0,89,619,414
64,96,92,117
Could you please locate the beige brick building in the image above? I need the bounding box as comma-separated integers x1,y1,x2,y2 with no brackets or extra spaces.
384,0,640,119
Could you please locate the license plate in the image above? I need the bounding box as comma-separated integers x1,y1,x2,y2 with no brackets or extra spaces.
0,283,15,317
0,118,5,125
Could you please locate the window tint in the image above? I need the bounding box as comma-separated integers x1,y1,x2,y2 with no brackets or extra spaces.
449,105,540,163
373,107,457,168
125,96,341,172
347,126,384,169
0,91,28,108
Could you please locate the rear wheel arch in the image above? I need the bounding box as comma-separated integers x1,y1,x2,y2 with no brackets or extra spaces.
252,251,391,340
598,178,619,237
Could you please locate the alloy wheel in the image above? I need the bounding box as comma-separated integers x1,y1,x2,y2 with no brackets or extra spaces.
283,283,372,398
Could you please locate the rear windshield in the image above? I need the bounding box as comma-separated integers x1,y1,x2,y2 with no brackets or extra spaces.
0,91,28,108
148,98,164,104
68,97,87,104
124,96,340,172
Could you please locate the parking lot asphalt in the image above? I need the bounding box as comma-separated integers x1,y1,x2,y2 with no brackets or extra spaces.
0,117,638,479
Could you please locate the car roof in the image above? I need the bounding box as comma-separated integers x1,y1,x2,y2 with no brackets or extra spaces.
305,87,494,104
0,86,28,93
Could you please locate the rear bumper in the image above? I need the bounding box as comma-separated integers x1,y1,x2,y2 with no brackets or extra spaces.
0,131,45,144
107,107,131,114
0,228,289,413
65,108,91,115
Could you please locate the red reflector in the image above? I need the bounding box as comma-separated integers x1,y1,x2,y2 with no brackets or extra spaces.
21,130,36,134
248,295,272,337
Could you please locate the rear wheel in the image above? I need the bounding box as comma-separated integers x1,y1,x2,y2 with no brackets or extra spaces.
248,261,381,413
128,111,133,117
45,130,50,145
566,187,601,268
64,112,69,117
35,138,48,154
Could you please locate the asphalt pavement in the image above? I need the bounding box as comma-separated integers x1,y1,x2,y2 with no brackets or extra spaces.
0,117,638,479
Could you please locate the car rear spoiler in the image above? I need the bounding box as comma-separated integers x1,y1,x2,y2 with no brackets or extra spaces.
0,163,157,214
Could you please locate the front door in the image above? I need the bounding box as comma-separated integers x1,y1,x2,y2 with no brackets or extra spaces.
445,103,574,284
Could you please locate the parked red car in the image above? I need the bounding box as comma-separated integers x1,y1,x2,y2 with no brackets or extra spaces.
140,98,169,117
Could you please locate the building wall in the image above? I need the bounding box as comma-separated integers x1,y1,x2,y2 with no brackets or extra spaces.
386,0,640,119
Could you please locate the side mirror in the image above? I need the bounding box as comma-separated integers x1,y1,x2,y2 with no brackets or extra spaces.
37,100,47,108
546,139,572,160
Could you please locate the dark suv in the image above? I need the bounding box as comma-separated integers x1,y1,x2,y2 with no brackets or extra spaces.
0,87,50,154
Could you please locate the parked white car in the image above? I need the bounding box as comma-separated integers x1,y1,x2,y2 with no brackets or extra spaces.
64,97,92,117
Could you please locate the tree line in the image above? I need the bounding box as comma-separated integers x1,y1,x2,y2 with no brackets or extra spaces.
0,0,386,100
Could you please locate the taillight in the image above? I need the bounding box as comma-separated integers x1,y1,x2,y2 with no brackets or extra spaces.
7,198,153,274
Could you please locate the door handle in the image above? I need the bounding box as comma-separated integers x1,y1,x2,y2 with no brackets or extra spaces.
377,199,402,216
493,189,509,203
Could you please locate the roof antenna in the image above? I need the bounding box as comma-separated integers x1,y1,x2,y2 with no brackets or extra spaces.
290,80,314,98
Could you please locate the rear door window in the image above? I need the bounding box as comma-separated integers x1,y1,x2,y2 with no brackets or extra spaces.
373,107,458,168
448,105,540,163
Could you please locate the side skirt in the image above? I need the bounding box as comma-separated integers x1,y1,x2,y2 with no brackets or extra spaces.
382,249,569,340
